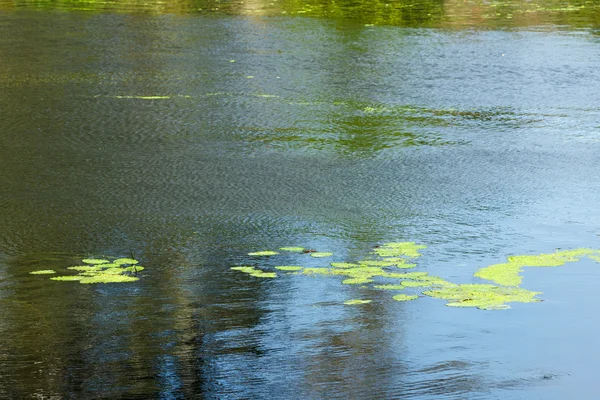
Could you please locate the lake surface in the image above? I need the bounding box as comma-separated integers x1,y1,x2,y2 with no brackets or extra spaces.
1,1,600,398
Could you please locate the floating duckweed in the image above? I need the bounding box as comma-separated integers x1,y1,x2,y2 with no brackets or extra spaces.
373,284,405,290
310,252,333,258
30,270,56,275
275,266,303,271
344,299,372,305
392,294,419,302
279,247,305,252
50,276,85,281
374,242,426,258
122,266,144,272
401,280,437,287
330,262,360,268
358,258,413,267
381,271,428,279
342,278,373,285
248,251,279,256
67,266,100,272
474,248,599,286
100,268,127,275
82,259,110,265
80,275,140,284
113,258,139,265
423,284,541,308
231,266,276,278
302,268,336,275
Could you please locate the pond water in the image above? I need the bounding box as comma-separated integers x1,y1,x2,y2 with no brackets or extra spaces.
1,1,600,398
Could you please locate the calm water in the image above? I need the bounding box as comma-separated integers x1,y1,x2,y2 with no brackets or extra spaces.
1,1,600,398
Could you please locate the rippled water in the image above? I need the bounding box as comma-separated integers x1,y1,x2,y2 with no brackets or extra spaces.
1,1,600,398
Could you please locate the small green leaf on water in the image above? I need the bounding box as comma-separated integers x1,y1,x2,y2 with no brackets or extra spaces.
82,259,110,265
392,294,419,302
30,270,56,275
279,247,305,252
344,299,372,305
122,266,144,272
342,278,373,285
248,251,279,256
275,266,303,271
50,276,85,281
79,275,140,284
310,252,333,258
330,262,359,268
373,284,405,290
67,266,100,271
249,271,277,278
113,258,139,265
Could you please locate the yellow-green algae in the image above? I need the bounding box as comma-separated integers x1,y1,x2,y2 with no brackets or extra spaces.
330,262,360,268
373,284,405,290
34,257,144,284
113,258,139,265
374,242,427,258
80,275,140,284
248,251,279,256
82,258,110,265
344,299,372,305
310,252,333,258
474,248,600,286
29,270,56,275
50,276,85,281
274,266,303,271
231,266,277,278
392,294,419,302
423,284,541,309
279,247,305,252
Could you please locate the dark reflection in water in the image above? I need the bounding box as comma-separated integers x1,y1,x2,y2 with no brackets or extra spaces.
1,3,600,399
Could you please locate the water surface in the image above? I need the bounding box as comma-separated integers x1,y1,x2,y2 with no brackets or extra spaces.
1,1,600,398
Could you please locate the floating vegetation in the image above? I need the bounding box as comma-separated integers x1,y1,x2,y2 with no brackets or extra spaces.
373,242,427,258
310,252,333,258
232,242,600,310
32,257,144,284
279,247,305,252
373,284,405,290
423,284,541,309
248,251,279,256
231,266,277,278
474,248,600,286
274,266,303,271
113,258,139,265
29,270,56,275
393,294,419,302
81,259,110,265
344,299,372,305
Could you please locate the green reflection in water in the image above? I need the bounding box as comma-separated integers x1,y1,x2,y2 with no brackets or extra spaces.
233,242,600,310
2,0,599,28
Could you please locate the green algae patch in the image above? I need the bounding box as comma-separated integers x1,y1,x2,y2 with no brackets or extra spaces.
231,266,276,278
67,266,101,272
302,268,336,276
279,247,305,252
30,270,56,275
310,252,333,258
401,280,438,287
392,294,418,302
342,278,373,285
248,251,279,256
80,275,140,284
424,284,541,309
82,258,110,265
275,266,303,271
373,284,405,290
358,258,415,268
113,258,139,265
474,248,600,286
374,242,426,258
330,262,360,268
50,275,85,281
344,299,372,305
